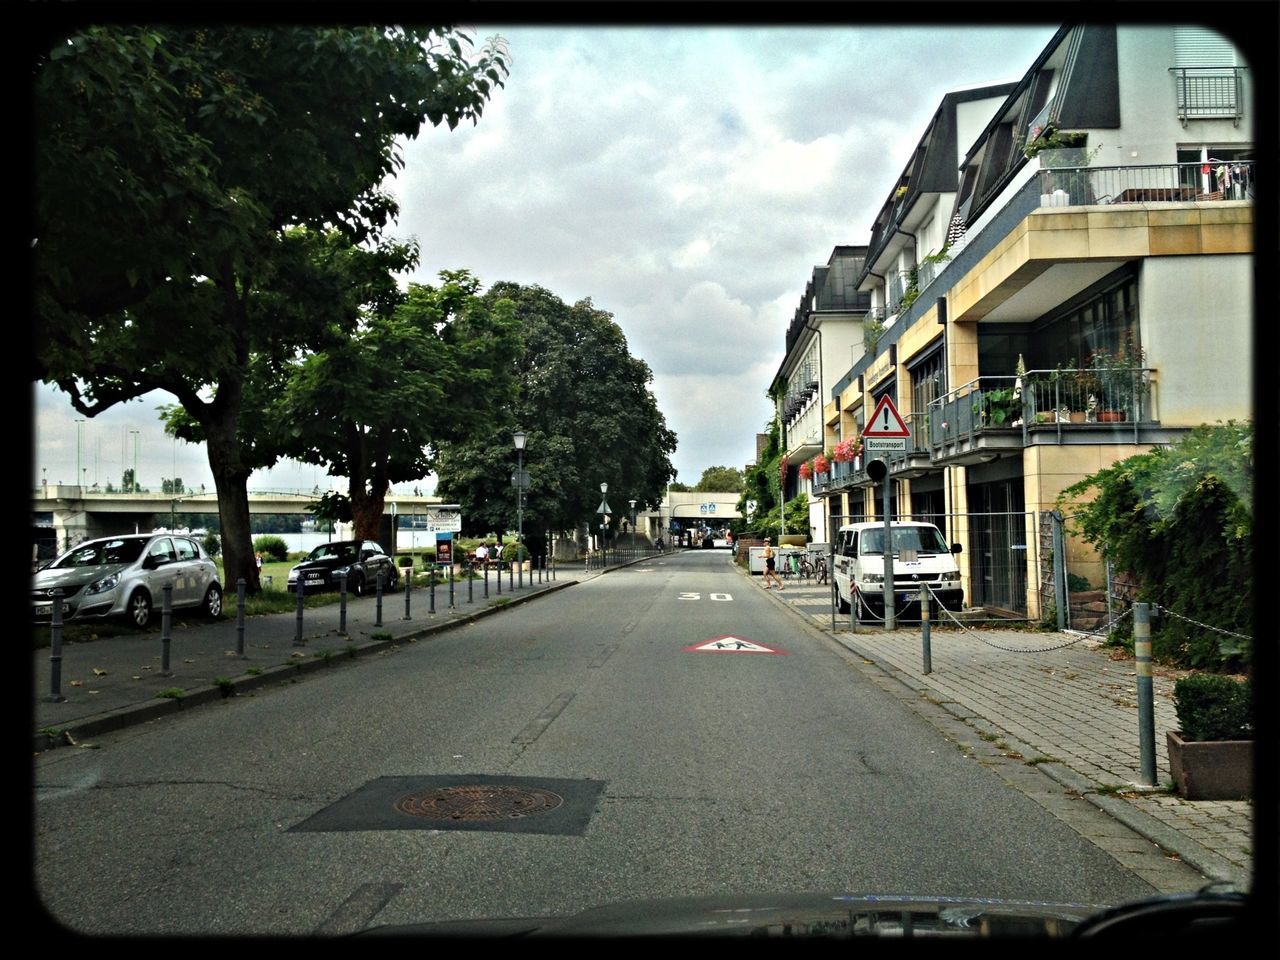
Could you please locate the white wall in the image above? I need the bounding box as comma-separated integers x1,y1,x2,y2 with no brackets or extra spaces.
1140,254,1252,425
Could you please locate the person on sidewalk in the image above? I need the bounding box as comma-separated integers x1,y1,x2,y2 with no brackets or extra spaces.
761,537,784,590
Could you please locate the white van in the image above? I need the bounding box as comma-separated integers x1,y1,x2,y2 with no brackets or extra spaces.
831,521,963,617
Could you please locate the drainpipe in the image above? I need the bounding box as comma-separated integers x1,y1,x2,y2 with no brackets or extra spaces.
805,312,825,540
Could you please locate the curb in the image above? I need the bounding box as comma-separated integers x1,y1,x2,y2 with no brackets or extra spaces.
33,579,577,753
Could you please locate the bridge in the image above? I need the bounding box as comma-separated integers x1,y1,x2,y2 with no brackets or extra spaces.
32,485,442,551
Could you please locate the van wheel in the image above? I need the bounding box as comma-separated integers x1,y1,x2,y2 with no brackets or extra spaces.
838,595,850,614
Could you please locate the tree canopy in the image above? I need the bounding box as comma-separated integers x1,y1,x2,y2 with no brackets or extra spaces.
276,267,521,538
33,25,509,589
693,465,745,493
433,282,677,553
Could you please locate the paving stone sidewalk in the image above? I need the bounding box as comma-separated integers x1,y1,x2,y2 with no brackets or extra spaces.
752,570,1253,891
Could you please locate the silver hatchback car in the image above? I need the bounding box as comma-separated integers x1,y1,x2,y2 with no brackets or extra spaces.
32,533,223,628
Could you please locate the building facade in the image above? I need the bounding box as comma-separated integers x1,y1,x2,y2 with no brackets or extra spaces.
800,24,1253,618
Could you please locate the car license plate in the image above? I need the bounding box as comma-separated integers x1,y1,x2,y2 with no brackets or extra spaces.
34,602,52,616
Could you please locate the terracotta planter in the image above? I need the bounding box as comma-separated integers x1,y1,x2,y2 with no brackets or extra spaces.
1097,410,1127,423
1166,730,1252,800
1068,411,1087,424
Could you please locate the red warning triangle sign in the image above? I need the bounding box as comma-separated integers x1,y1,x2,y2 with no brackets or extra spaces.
863,395,911,437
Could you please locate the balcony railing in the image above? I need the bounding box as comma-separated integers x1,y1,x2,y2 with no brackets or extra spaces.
1169,67,1246,125
1037,161,1254,207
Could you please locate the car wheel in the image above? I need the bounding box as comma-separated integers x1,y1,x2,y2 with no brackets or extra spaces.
128,589,152,629
351,573,366,597
203,584,223,619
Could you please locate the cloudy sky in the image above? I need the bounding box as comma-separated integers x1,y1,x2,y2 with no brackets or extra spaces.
33,20,1063,496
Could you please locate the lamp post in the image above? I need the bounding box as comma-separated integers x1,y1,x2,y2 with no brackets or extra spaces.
75,420,84,490
129,430,140,492
629,499,637,555
513,430,527,581
597,482,611,561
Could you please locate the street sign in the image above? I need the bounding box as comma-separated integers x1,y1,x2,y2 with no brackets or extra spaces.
864,394,911,438
864,436,907,453
423,507,462,533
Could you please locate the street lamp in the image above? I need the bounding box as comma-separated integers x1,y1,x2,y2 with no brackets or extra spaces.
597,482,611,558
129,430,140,492
629,499,637,553
513,430,527,580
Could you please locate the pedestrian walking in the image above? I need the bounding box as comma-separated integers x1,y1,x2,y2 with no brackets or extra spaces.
761,537,784,590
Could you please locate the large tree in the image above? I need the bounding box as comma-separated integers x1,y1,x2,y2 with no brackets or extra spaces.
433,282,677,559
276,268,521,538
694,465,745,493
33,25,509,591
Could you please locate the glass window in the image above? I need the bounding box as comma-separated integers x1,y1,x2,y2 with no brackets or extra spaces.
174,538,198,561
147,538,175,564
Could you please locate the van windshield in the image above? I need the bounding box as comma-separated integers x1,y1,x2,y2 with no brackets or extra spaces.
861,527,950,556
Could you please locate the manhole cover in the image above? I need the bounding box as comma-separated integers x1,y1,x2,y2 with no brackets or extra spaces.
394,784,564,821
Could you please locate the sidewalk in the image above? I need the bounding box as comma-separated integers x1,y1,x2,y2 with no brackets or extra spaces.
748,567,1253,893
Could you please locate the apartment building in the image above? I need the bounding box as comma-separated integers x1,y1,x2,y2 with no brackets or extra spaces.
809,23,1253,618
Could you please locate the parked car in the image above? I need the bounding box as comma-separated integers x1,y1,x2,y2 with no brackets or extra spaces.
286,540,399,595
31,533,223,628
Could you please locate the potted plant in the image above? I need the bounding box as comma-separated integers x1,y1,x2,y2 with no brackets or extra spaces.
1062,362,1101,422
1086,339,1147,422
973,387,1022,427
1166,673,1252,800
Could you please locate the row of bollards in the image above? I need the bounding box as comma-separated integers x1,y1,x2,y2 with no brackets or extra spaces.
43,553,562,702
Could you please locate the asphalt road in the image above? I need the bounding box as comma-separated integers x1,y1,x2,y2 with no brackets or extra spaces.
34,551,1169,936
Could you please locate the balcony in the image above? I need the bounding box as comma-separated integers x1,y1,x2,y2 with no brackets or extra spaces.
1169,67,1247,125
1037,161,1254,207
927,369,1157,465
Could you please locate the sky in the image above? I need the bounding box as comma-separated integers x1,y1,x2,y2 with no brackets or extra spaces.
32,20,1064,498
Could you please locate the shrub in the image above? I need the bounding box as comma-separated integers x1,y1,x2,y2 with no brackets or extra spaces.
397,555,414,568
253,535,289,562
202,531,221,558
501,542,529,563
1173,673,1252,742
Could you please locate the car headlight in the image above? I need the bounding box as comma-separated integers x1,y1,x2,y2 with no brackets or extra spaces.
333,565,351,576
941,571,961,582
86,573,120,595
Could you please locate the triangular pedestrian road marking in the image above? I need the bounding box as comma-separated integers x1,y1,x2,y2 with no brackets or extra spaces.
683,635,788,655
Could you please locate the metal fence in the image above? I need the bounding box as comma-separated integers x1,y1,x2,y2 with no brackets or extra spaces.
1036,160,1255,207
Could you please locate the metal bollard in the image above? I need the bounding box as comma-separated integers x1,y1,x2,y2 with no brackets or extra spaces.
509,560,514,591
518,557,523,589
448,565,455,608
295,578,306,645
236,577,246,656
160,582,173,676
45,589,67,702
1135,603,1156,785
403,566,412,620
484,562,490,598
496,560,502,595
430,569,436,614
468,563,474,604
920,585,932,675
375,570,383,627
339,571,348,635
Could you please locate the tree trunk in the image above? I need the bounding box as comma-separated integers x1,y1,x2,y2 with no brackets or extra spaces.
205,414,260,594
350,475,390,540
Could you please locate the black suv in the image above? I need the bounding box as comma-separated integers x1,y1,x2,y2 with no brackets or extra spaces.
286,540,399,595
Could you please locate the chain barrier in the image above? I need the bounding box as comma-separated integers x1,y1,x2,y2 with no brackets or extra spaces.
1153,604,1251,641
919,583,1133,653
